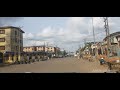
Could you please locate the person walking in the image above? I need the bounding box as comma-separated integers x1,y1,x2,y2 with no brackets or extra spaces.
77,53,81,60
80,53,83,59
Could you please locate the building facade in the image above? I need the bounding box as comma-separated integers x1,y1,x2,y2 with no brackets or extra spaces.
23,45,57,53
0,26,25,63
23,46,36,52
103,31,120,56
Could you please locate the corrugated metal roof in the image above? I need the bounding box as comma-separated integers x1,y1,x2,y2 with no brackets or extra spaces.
103,31,120,40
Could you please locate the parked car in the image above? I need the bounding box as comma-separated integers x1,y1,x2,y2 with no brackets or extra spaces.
58,55,63,58
74,54,77,57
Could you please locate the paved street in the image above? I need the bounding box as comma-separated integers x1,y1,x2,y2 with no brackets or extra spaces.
0,57,108,73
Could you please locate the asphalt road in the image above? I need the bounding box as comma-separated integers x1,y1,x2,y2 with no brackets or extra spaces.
0,57,108,73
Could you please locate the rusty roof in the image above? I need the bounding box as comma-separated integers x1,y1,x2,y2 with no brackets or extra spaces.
103,31,120,40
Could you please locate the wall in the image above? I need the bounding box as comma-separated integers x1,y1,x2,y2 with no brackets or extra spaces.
0,28,11,53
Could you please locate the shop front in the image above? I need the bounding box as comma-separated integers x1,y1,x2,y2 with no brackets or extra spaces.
0,52,3,63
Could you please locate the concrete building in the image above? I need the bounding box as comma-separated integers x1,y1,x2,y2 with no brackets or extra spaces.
23,46,36,52
0,26,25,63
23,45,60,60
36,45,45,52
23,45,58,53
47,46,56,53
103,31,120,56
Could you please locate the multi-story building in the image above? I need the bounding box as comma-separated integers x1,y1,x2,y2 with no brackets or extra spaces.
103,31,120,56
23,46,44,52
36,45,46,52
23,46,36,52
103,31,120,46
46,46,55,53
23,45,57,53
0,26,25,63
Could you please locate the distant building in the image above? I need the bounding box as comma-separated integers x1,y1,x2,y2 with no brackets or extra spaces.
23,45,60,54
23,46,36,52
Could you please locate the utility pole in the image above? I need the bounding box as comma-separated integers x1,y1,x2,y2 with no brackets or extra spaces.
47,42,49,59
43,42,45,60
79,45,81,55
92,17,95,44
54,43,57,57
92,17,97,60
84,38,87,46
104,17,111,57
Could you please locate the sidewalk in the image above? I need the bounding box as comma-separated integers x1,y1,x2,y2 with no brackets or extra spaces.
0,63,14,67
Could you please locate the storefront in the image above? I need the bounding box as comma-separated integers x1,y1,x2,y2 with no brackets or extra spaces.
0,52,3,63
3,51,14,63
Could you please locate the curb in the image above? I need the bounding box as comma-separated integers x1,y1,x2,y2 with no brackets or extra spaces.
0,63,14,67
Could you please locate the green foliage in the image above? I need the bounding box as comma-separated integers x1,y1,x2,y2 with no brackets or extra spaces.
57,50,67,56
80,42,92,52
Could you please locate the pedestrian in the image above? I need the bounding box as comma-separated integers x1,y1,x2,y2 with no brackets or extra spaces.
99,58,105,65
78,54,80,59
80,53,83,59
27,55,29,63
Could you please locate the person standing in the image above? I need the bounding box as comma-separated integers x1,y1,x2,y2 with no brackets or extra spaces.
80,53,83,59
77,54,80,59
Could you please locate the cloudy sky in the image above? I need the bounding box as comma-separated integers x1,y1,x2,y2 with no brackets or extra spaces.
0,17,120,52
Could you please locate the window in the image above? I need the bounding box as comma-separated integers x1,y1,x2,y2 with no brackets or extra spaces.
111,37,114,43
15,38,17,43
0,38,5,42
16,46,17,51
15,31,17,35
21,47,23,52
0,46,5,50
0,30,5,34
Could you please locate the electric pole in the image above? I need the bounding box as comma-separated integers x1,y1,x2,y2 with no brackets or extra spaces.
79,45,81,55
92,17,95,44
104,17,111,57
47,42,49,58
92,17,96,60
84,38,87,46
43,42,45,60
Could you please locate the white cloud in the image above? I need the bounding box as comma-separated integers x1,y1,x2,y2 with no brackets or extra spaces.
23,17,120,52
23,17,98,51
23,33,34,39
66,17,89,34
36,26,57,38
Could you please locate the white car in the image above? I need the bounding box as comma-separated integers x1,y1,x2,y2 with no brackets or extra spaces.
74,54,77,57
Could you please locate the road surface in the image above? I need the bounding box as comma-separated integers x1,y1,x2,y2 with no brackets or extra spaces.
0,57,108,73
